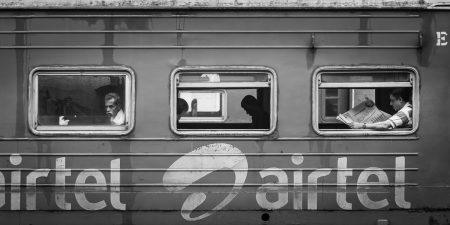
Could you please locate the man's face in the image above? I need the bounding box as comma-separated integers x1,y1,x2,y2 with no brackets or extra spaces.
389,94,404,111
105,99,119,117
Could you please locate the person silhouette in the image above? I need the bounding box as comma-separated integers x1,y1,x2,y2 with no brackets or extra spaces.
241,95,269,129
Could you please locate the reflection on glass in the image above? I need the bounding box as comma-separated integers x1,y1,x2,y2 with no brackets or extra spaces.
325,89,338,97
325,99,338,117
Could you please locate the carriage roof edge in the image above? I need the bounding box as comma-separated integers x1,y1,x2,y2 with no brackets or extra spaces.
0,0,449,9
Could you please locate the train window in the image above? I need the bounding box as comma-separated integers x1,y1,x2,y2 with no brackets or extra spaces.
313,66,419,136
171,66,277,136
28,67,135,135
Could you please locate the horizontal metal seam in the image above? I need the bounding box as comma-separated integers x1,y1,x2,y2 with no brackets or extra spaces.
0,153,420,156
0,183,419,187
0,136,421,140
0,168,420,171
0,30,421,33
0,45,421,49
0,15,421,19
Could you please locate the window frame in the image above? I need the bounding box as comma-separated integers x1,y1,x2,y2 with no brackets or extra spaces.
28,66,136,136
178,89,228,123
170,66,277,136
312,65,420,136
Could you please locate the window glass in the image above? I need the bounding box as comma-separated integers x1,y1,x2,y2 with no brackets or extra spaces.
172,67,276,135
38,75,125,125
29,67,134,135
320,89,349,121
313,67,419,136
178,90,226,123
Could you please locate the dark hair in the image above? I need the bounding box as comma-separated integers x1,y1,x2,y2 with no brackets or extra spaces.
177,98,188,115
390,88,411,102
241,95,258,109
105,92,121,107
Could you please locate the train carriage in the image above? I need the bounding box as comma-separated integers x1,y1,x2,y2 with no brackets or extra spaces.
0,0,449,224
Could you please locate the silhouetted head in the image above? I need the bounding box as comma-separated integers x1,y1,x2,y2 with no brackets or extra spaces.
177,98,189,115
177,98,189,121
241,95,260,116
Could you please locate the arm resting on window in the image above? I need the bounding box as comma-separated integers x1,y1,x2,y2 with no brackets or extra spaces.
365,121,392,130
350,121,392,130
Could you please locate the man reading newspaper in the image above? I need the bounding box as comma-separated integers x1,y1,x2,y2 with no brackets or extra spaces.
337,88,412,130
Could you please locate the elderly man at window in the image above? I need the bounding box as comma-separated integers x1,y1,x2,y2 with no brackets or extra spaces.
105,92,125,125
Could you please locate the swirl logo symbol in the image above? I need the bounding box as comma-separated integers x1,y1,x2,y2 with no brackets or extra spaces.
163,143,248,221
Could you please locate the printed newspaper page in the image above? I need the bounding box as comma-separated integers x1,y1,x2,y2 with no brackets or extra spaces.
337,101,391,126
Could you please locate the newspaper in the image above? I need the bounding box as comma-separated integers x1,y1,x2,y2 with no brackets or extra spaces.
337,101,391,126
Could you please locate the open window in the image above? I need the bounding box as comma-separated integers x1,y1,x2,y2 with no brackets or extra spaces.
313,66,419,136
171,66,277,136
28,66,135,135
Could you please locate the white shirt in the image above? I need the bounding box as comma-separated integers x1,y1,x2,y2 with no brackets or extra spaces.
111,109,125,125
388,102,412,128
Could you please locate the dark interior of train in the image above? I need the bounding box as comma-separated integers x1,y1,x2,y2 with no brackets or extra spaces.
37,75,125,126
177,87,271,130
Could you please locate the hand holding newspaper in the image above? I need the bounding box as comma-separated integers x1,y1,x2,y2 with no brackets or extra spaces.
337,98,391,127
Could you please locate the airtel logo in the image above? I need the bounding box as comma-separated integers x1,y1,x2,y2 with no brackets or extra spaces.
162,143,248,221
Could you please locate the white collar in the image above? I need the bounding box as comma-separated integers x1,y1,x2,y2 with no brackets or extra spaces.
111,109,125,125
